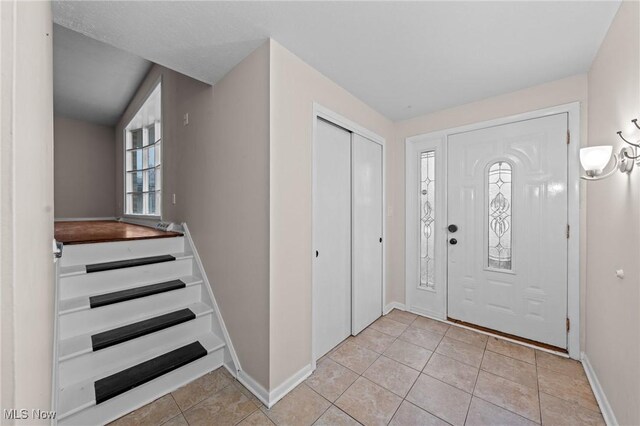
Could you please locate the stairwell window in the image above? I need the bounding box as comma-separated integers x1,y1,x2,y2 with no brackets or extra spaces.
125,82,162,217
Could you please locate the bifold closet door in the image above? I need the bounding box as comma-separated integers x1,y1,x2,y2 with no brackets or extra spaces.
351,134,383,335
313,119,352,359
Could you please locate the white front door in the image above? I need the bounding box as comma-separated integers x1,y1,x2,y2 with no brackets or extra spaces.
447,113,568,348
351,134,383,334
313,118,352,359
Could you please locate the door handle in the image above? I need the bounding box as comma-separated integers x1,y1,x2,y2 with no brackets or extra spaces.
448,224,458,233
315,250,319,258
449,238,458,245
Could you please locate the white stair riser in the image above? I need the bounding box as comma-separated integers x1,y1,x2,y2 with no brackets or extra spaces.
59,315,213,387
59,285,203,339
61,237,185,267
54,224,239,425
60,259,193,299
58,349,224,424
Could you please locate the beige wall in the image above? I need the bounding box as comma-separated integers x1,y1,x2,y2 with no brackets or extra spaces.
390,75,589,348
269,40,395,388
175,43,271,389
1,0,55,421
54,116,115,218
115,44,272,388
585,2,639,424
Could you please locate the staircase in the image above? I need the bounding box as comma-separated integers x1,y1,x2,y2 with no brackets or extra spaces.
54,224,237,425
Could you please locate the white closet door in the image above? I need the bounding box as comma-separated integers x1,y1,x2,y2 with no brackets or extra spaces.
351,134,383,335
313,119,352,359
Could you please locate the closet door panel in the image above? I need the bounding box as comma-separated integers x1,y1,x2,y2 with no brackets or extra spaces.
352,134,383,334
313,119,352,359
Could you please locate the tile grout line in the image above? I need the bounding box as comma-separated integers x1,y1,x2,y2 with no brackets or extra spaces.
368,314,481,424
155,394,184,426
471,395,540,425
433,338,482,369
391,314,459,425
420,331,545,424
536,347,543,424
463,344,487,425
232,398,261,426
359,313,411,424
535,350,604,416
313,385,365,426
325,321,394,424
478,352,539,391
400,376,455,426
168,392,185,420
486,340,536,365
384,314,418,425
484,346,536,365
469,375,542,423
385,351,431,424
454,345,546,424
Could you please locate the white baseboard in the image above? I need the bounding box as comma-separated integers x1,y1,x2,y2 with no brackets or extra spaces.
267,364,313,408
581,352,617,426
223,361,237,379
384,302,406,314
182,223,241,377
237,363,313,409
55,217,117,222
406,305,446,320
237,370,270,407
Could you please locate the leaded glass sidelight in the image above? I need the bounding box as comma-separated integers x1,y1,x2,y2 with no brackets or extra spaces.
420,151,436,290
488,161,512,270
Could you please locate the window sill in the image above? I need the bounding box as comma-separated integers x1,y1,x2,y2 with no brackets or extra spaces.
121,214,162,224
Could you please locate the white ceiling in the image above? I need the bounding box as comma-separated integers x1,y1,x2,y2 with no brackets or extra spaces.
53,24,151,126
53,1,620,121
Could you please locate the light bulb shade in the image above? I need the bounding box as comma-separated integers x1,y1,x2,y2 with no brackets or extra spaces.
580,145,613,176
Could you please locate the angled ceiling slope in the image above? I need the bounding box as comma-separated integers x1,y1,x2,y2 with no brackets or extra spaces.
53,1,620,121
53,24,151,126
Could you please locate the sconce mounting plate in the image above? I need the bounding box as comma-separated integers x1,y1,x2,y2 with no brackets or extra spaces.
620,147,635,173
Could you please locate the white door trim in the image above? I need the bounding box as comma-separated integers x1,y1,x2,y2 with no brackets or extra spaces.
405,102,581,359
312,103,387,371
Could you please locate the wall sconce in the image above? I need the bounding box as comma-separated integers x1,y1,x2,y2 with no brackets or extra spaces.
580,145,634,180
580,118,640,181
616,118,640,162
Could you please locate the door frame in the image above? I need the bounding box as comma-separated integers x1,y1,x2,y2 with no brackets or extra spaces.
311,103,387,370
405,102,581,359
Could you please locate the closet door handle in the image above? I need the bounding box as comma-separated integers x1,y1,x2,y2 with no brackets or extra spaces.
315,250,319,258
379,237,382,243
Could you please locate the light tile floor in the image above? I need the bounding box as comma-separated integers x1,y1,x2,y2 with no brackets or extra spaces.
111,310,605,426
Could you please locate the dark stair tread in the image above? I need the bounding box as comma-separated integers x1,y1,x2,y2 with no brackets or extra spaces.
94,341,207,404
85,255,176,273
92,308,196,351
89,280,187,308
